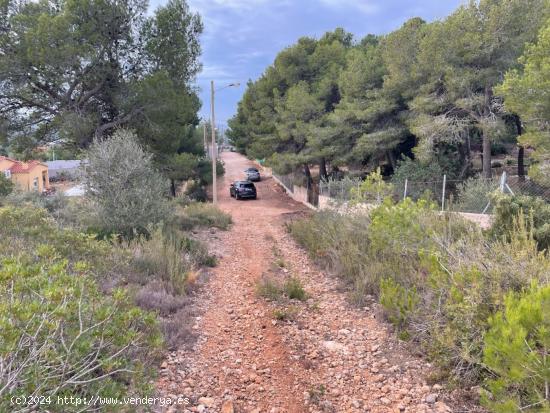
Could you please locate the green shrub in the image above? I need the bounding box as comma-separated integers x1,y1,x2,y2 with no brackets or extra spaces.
454,176,499,213
290,197,550,387
0,173,14,196
84,129,172,239
283,277,307,301
491,193,550,250
179,202,232,230
380,278,419,330
391,156,444,185
184,180,208,201
0,248,162,412
483,284,550,412
174,194,192,208
272,306,299,321
256,276,284,301
0,206,116,275
256,276,307,302
4,190,68,214
130,228,191,295
181,236,217,267
290,210,373,291
410,217,549,384
350,168,394,204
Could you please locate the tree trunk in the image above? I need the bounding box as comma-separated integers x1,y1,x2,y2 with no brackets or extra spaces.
514,115,526,181
386,151,396,172
482,135,492,178
482,86,493,179
457,143,471,179
319,157,328,181
170,179,176,197
303,163,313,187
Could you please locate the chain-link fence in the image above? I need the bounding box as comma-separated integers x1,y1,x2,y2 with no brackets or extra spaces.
319,173,550,214
272,172,319,207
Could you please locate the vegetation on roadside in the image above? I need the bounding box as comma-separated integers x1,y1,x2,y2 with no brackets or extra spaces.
178,202,233,231
289,173,550,410
0,207,163,411
0,126,231,407
257,275,307,303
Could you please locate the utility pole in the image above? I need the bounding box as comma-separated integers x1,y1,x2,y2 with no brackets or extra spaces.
203,122,207,158
209,81,240,205
211,80,217,204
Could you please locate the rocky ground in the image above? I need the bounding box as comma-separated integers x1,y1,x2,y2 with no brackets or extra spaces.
156,152,479,413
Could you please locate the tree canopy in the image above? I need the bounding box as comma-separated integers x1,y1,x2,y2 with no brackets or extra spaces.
0,0,202,150
228,0,550,184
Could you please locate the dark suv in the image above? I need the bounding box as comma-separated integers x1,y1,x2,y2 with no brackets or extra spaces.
230,181,257,200
244,167,261,182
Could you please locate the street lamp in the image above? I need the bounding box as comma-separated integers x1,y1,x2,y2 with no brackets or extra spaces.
211,81,240,204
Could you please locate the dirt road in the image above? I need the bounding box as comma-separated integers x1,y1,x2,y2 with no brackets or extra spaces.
157,152,454,413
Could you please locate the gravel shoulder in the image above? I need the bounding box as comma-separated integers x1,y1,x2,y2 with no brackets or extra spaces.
156,152,459,413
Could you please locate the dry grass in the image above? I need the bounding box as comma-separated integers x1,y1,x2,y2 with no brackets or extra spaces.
178,202,232,231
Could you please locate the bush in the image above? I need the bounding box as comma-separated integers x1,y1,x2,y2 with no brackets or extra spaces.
256,275,307,302
0,240,162,412
0,172,14,196
130,228,191,295
256,276,284,301
3,190,68,214
160,307,197,351
380,278,419,330
181,236,217,267
135,282,188,316
290,197,550,388
289,210,374,296
283,277,307,301
178,202,232,230
491,193,550,250
454,176,498,213
391,156,444,186
483,284,550,412
350,168,394,205
84,129,172,239
185,180,208,202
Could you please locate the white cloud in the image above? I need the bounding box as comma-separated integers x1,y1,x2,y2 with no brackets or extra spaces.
318,0,380,14
199,64,234,79
188,0,275,14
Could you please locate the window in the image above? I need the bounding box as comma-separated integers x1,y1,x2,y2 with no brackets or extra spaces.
33,177,39,190
3,170,10,179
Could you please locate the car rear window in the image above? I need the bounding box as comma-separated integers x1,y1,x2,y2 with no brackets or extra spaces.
241,183,254,188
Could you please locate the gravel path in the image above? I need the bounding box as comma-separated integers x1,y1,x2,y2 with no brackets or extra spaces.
156,152,456,413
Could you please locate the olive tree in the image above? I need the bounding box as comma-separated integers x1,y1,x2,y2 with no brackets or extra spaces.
84,129,171,238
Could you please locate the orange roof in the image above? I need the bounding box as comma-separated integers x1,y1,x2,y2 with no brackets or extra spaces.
0,156,47,174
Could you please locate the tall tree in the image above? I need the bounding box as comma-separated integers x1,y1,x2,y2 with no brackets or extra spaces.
497,19,550,185
0,0,203,149
410,0,549,178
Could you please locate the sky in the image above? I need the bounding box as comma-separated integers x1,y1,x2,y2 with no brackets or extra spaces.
149,0,465,127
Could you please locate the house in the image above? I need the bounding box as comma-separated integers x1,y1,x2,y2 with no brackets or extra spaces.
0,156,50,192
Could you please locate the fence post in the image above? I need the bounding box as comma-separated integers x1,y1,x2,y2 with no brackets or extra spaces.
403,178,408,200
499,171,507,192
441,174,447,212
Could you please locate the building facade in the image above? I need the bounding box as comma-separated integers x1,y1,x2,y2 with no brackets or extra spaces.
0,156,50,192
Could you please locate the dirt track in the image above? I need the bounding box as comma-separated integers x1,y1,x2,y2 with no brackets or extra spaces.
156,152,459,413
